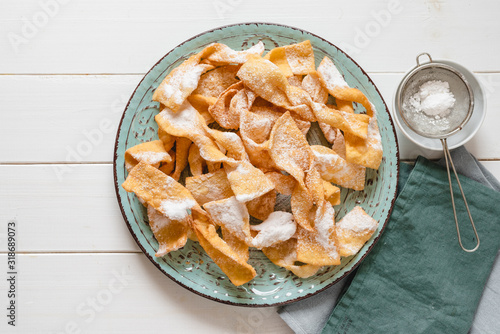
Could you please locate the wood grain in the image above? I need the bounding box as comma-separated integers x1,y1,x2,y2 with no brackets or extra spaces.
0,164,139,252
0,75,139,163
0,1,498,73
0,253,292,334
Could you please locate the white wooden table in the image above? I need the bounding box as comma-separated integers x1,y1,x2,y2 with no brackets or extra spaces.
1,1,499,333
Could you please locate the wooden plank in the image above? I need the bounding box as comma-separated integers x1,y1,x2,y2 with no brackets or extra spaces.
0,253,292,333
0,164,140,252
0,75,140,163
1,161,500,253
1,73,499,162
0,0,499,73
481,161,500,179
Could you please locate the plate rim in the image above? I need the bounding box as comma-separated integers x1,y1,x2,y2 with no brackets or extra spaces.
113,21,400,307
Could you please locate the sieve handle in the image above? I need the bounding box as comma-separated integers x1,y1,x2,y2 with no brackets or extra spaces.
416,53,433,67
441,139,480,252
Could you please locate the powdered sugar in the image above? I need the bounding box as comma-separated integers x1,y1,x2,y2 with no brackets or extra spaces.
311,146,365,191
367,115,383,151
250,211,296,249
313,149,347,180
235,192,258,203
225,161,275,203
225,162,250,180
161,63,207,106
235,163,250,175
314,202,338,258
205,41,265,64
125,161,135,172
204,196,250,242
131,151,169,165
147,205,172,231
159,198,197,221
337,206,378,233
409,80,455,119
161,84,183,106
317,57,349,89
158,100,204,135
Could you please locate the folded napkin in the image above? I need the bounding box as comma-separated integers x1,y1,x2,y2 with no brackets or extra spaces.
279,146,500,334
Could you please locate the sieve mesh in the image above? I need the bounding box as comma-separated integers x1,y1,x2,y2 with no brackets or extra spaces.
398,64,473,138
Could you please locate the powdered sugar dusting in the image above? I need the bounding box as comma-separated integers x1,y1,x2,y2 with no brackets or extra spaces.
311,146,365,190
205,41,265,64
161,63,207,106
235,163,250,175
125,161,135,172
204,196,250,242
131,151,169,165
147,205,172,231
226,162,251,179
235,192,258,203
337,206,378,233
317,57,349,89
313,149,347,180
250,211,296,249
159,198,197,221
158,100,204,134
314,202,337,258
367,115,383,151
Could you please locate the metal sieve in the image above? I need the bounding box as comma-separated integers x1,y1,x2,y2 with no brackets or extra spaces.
395,53,479,252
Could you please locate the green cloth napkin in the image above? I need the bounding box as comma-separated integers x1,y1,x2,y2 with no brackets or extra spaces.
322,156,500,334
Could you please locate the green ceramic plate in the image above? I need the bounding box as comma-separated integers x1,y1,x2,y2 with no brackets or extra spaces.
113,23,399,306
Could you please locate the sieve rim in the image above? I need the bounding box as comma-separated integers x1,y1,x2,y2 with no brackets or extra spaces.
396,61,475,139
